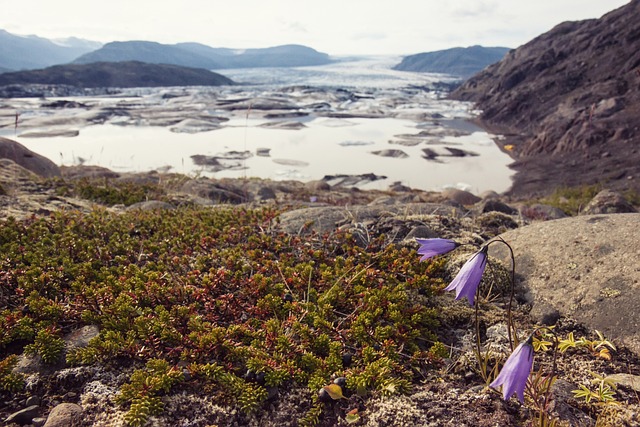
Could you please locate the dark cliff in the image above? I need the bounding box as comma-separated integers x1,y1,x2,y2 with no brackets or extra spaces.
450,1,640,197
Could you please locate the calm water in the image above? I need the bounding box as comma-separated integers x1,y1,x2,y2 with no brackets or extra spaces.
9,56,514,193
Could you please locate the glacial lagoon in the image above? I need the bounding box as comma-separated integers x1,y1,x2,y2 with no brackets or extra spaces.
2,56,514,194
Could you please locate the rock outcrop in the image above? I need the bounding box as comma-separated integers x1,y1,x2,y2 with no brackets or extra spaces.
0,137,61,177
451,1,640,197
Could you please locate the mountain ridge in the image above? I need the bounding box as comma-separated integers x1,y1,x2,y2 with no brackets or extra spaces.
0,29,101,71
73,41,333,69
0,29,333,71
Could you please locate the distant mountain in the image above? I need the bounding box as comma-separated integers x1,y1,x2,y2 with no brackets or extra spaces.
73,41,222,69
393,45,511,79
223,45,334,68
0,61,235,88
73,41,333,69
0,30,102,71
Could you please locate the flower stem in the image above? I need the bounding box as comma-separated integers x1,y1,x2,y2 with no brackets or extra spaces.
489,237,517,351
474,284,487,382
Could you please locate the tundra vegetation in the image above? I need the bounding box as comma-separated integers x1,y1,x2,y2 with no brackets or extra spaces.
0,177,638,426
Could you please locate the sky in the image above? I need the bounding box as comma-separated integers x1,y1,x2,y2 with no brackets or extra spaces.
0,0,630,56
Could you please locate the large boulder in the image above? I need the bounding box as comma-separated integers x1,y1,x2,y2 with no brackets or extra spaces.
489,214,640,354
0,137,60,178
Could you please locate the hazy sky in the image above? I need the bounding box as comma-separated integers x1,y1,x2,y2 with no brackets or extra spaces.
0,0,630,56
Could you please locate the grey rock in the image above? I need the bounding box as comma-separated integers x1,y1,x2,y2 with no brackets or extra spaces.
388,182,412,192
441,188,481,206
43,403,82,427
443,147,478,157
181,179,248,204
489,214,640,354
5,405,40,425
25,396,41,407
0,137,61,178
583,189,637,214
305,180,331,192
256,147,271,157
477,199,518,215
321,173,387,188
258,121,306,130
256,186,276,201
19,130,80,138
476,211,519,233
370,149,409,158
64,325,100,350
605,373,640,392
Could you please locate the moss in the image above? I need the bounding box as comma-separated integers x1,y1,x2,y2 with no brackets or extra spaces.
541,184,603,215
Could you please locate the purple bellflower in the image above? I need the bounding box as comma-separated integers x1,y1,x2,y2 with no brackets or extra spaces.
490,336,534,403
444,246,488,306
416,238,459,261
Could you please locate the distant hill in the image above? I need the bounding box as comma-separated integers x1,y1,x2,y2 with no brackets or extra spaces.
0,61,235,88
0,30,102,71
73,41,222,69
450,1,640,197
74,41,333,69
393,46,511,79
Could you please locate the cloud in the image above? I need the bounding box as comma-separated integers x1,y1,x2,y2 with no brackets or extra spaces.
450,1,499,19
351,32,387,41
283,21,308,34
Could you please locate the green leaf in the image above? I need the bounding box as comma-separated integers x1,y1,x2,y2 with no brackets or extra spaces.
345,408,360,424
323,383,345,400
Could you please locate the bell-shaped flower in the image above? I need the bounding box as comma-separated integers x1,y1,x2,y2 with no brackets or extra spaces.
490,337,534,403
416,238,459,261
444,246,488,306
